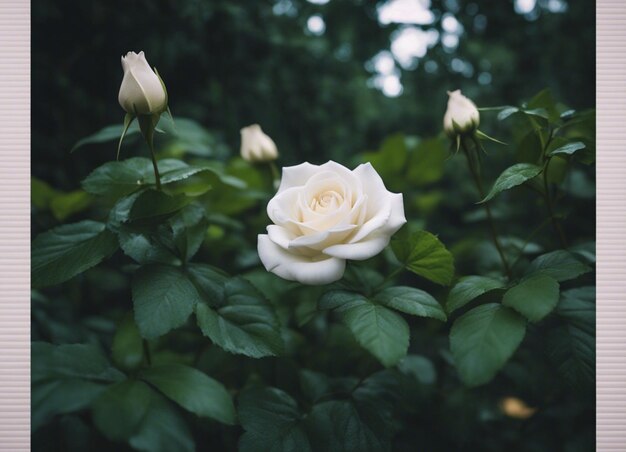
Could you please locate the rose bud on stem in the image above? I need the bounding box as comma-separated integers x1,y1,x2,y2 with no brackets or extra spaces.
443,90,512,279
240,124,281,190
118,51,171,190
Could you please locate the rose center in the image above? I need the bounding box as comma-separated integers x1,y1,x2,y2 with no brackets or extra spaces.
310,190,343,213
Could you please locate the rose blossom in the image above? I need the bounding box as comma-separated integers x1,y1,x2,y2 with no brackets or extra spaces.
257,161,406,285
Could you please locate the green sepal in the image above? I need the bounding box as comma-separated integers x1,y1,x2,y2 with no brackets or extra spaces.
117,113,136,161
475,129,507,146
137,114,161,151
153,67,169,115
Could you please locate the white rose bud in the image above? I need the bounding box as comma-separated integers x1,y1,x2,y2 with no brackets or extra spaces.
443,89,480,136
258,161,406,285
118,51,167,116
240,124,279,163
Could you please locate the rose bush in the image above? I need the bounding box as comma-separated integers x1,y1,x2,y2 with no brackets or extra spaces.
257,161,406,285
32,43,595,450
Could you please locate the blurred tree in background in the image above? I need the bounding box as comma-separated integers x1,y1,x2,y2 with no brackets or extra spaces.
33,0,594,188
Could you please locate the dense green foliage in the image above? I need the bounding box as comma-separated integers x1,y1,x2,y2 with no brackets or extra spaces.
32,1,595,451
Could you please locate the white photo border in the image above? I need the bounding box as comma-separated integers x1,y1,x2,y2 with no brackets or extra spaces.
0,0,622,450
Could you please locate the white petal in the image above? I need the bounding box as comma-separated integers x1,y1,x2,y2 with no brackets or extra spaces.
383,192,407,234
267,186,301,225
323,234,391,260
278,162,320,192
350,162,394,242
288,224,357,251
258,235,346,285
266,225,294,249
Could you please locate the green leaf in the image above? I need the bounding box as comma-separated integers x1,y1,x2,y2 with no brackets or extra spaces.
548,139,586,157
128,393,195,452
523,108,550,120
362,133,408,184
547,287,595,391
107,191,143,231
397,355,436,385
32,342,124,430
32,342,124,383
186,263,228,305
502,275,560,322
112,315,145,372
373,286,446,321
82,157,189,199
140,364,235,425
33,379,107,432
82,158,161,198
320,291,409,367
129,189,191,221
319,290,371,311
299,370,331,403
497,106,519,121
480,163,543,203
132,265,202,339
161,164,246,199
526,88,560,121
307,400,391,452
162,165,245,187
570,241,596,264
341,265,385,296
32,220,119,288
31,176,58,209
169,203,209,261
118,225,180,265
524,250,591,282
238,387,312,452
446,276,505,314
71,122,140,153
391,230,454,285
195,277,283,358
406,137,447,186
450,304,526,386
92,379,154,441
49,190,93,221
515,130,543,164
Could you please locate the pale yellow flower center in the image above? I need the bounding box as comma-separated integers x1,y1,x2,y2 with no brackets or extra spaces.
309,190,344,213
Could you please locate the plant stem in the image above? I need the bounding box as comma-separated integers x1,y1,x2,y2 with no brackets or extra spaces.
542,158,567,249
461,138,512,279
540,128,567,249
509,216,552,271
269,161,280,190
148,140,162,191
138,114,162,190
143,339,152,366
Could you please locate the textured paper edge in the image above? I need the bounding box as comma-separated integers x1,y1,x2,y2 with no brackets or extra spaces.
0,0,619,450
0,0,30,450
597,0,626,450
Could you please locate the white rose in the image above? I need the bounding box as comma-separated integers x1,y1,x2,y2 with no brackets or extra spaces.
118,51,167,115
257,161,406,285
443,89,480,136
240,124,279,162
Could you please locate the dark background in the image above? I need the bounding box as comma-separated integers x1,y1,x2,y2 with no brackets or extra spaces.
33,0,594,188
